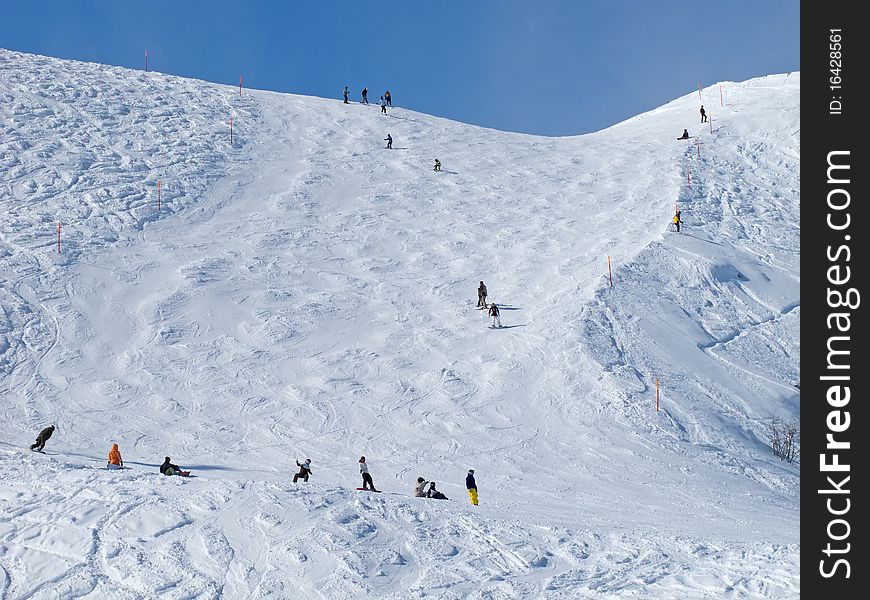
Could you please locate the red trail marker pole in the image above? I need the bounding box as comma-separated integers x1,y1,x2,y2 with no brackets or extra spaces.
720,84,724,107
607,255,613,288
57,222,61,254
239,75,243,96
157,179,161,211
230,117,233,144
696,138,701,158
687,165,691,189
145,50,148,72
656,378,660,412
698,82,701,101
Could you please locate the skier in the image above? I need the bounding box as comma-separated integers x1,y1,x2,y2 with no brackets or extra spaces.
489,303,502,328
359,456,379,491
107,443,124,470
700,105,707,123
677,129,689,140
414,476,429,497
477,281,488,308
361,87,369,104
343,86,349,104
673,209,682,232
294,458,313,483
426,482,449,500
385,90,392,106
384,134,393,149
29,425,54,452
434,159,442,172
160,456,189,477
466,469,478,506
380,96,387,114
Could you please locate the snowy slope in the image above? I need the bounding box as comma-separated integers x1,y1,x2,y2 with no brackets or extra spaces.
1,49,799,599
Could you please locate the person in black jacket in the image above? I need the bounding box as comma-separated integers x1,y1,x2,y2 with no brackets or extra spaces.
30,425,55,451
466,469,478,505
477,281,488,308
700,105,707,123
294,459,312,483
488,303,502,328
677,129,689,140
343,86,349,104
160,456,189,476
426,482,448,500
384,134,393,149
361,87,369,104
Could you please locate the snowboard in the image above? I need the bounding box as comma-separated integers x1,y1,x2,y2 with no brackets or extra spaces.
356,488,381,492
29,448,45,453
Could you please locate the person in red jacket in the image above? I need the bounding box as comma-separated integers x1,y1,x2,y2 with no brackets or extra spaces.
107,443,123,470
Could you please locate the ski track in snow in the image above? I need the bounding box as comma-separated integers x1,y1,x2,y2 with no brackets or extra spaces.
1,50,799,598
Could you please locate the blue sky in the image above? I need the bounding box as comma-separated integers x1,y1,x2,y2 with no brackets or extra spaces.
1,1,799,136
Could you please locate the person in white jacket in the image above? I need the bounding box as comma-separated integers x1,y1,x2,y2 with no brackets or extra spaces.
414,477,429,497
359,456,379,491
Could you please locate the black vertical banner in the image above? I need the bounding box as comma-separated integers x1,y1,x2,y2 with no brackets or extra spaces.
803,2,867,597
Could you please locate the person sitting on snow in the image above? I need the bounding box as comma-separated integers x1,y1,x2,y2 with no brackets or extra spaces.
107,443,124,470
426,481,449,500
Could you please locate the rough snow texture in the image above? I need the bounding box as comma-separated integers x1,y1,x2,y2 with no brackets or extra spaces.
0,49,799,599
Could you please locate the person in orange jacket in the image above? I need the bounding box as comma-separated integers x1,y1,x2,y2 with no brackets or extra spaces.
107,443,123,470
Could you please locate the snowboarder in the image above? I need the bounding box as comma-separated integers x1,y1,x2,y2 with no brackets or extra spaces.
466,469,478,505
294,458,313,483
160,456,189,477
359,456,379,491
361,87,369,104
107,443,124,470
384,134,393,149
380,96,387,114
489,303,502,328
700,105,707,123
477,281,488,308
414,476,429,497
385,90,392,106
29,425,54,452
673,209,682,232
434,159,442,172
426,482,449,500
677,129,689,140
343,86,349,104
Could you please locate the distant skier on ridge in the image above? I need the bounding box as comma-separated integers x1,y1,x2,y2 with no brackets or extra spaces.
380,96,387,114
343,86,349,104
361,87,369,104
385,90,392,106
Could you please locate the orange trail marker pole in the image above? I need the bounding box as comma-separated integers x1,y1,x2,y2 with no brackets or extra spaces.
608,255,613,288
656,378,660,412
57,222,61,254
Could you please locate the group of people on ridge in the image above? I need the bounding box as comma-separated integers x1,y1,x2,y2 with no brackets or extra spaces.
347,86,391,109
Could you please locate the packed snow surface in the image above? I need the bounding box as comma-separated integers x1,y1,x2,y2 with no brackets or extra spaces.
0,49,799,598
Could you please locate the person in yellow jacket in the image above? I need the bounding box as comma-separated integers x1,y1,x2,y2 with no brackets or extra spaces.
673,209,682,233
107,443,123,470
